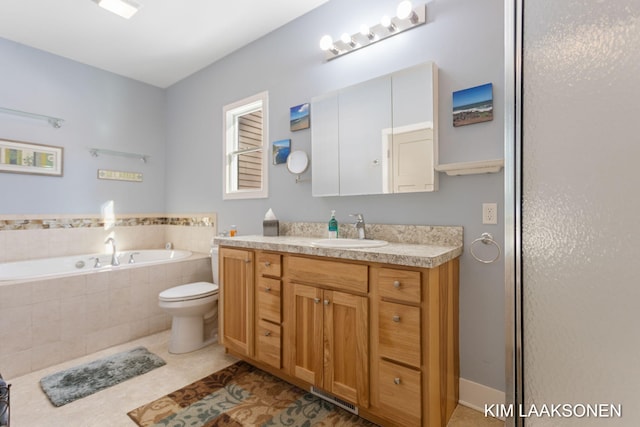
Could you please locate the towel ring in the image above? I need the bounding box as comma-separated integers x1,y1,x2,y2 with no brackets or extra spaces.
470,232,501,264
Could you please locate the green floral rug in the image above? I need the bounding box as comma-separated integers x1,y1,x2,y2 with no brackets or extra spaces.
128,361,376,426
40,346,166,407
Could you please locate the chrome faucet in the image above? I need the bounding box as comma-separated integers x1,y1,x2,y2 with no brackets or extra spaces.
104,237,120,266
350,213,366,240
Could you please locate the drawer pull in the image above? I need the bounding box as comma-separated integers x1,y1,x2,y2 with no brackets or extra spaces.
314,297,321,304
323,299,331,306
392,315,401,323
394,377,401,385
265,286,271,292
393,280,401,288
265,261,271,267
264,331,271,336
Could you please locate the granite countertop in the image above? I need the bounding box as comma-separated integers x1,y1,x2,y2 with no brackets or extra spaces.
213,235,462,269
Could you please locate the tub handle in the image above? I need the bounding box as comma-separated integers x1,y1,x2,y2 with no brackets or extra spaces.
90,257,101,268
129,252,140,264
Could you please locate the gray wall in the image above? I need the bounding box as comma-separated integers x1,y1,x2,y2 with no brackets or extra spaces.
0,0,506,392
165,0,506,391
0,38,166,215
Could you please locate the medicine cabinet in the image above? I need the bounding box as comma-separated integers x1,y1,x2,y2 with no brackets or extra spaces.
311,61,438,197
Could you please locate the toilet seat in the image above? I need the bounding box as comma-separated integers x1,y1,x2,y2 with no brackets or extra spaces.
159,282,218,302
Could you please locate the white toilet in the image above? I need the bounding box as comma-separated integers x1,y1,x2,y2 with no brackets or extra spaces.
158,247,219,354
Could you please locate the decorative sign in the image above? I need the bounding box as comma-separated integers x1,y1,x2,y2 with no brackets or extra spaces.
97,169,143,182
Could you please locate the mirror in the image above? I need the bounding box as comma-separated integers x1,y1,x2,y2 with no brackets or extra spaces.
287,150,309,183
311,61,438,196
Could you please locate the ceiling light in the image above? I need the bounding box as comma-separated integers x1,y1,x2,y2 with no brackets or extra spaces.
319,35,339,54
360,25,375,41
380,15,397,32
341,33,357,48
97,0,141,19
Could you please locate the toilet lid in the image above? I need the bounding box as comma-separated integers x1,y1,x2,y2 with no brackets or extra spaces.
159,282,219,302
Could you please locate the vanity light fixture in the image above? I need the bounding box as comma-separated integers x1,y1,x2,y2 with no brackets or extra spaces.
96,0,141,19
319,1,427,61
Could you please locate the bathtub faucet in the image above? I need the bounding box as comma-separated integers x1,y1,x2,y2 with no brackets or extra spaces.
104,237,120,266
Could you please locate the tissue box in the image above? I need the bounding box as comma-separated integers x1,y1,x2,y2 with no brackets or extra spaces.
263,219,279,236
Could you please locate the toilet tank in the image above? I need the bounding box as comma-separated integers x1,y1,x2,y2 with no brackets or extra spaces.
210,245,219,284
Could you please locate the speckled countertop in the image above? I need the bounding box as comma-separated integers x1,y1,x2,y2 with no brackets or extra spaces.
214,223,463,268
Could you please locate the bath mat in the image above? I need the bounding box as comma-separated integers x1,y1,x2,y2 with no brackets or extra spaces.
127,360,376,427
40,346,166,407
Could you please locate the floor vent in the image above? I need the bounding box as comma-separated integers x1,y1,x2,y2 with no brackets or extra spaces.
310,386,358,415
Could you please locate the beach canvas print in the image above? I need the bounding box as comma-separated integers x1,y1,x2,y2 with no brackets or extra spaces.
290,103,310,131
272,139,291,165
452,83,493,127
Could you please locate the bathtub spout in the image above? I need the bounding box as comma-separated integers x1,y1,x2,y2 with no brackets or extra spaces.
104,237,120,266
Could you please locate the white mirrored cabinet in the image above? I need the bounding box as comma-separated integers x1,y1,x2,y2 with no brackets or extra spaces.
311,61,438,197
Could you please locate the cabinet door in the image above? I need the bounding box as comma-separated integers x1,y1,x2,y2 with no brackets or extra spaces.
323,290,369,407
291,283,323,386
220,248,254,357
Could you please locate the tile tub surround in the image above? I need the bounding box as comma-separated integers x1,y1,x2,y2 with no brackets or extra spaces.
0,213,217,263
0,253,213,379
216,223,463,268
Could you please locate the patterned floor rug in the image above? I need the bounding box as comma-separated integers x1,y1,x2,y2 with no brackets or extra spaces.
40,346,166,407
127,361,377,427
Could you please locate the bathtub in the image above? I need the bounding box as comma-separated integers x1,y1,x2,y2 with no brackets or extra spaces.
0,249,192,281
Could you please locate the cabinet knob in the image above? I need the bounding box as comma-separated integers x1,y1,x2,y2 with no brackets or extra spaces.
265,287,271,292
323,299,331,306
394,377,401,385
393,280,401,288
392,315,401,323
264,331,271,336
244,259,251,264
265,261,271,267
314,298,321,304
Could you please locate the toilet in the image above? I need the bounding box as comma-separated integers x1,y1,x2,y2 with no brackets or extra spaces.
158,247,219,354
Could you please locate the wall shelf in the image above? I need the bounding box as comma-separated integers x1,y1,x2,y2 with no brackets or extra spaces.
435,159,504,176
0,106,64,128
89,148,149,163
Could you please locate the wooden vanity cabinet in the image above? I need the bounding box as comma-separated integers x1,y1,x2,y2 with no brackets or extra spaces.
255,252,283,369
286,256,369,408
218,245,459,427
219,247,254,357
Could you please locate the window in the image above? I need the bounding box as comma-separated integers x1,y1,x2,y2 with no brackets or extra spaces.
223,91,269,199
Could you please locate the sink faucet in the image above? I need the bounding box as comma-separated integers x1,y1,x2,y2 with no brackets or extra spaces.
104,237,120,266
350,213,366,240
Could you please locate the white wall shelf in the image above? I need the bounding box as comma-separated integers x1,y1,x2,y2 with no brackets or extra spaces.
435,159,504,176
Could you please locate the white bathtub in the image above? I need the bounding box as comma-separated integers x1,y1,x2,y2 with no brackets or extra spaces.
0,249,192,281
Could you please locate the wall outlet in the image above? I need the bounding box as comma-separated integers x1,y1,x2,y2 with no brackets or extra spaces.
483,203,498,224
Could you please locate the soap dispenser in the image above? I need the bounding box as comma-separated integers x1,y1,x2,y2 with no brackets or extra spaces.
328,210,338,239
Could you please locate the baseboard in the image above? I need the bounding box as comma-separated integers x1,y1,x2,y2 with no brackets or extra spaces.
458,378,506,420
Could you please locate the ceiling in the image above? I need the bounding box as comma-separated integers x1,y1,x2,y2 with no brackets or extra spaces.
0,0,329,88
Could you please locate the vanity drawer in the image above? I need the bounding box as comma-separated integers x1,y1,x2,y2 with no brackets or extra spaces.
256,319,282,369
377,359,422,426
377,268,421,304
378,300,421,368
256,277,281,324
288,256,368,294
257,252,282,277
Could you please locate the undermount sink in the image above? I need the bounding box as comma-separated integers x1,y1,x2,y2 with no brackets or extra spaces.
310,238,389,249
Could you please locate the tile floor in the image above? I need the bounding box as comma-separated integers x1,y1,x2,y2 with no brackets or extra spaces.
6,331,503,426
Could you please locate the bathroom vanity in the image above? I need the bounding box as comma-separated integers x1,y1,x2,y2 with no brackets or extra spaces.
215,227,461,427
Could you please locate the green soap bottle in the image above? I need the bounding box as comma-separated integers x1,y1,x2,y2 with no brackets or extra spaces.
328,210,338,239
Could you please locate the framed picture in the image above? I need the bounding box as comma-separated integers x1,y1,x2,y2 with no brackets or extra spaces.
272,139,291,165
290,103,310,131
0,138,63,176
453,83,493,127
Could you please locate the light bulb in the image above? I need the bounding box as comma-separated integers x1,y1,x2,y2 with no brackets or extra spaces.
360,24,375,40
319,35,334,51
340,33,357,48
396,1,413,20
381,15,397,31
